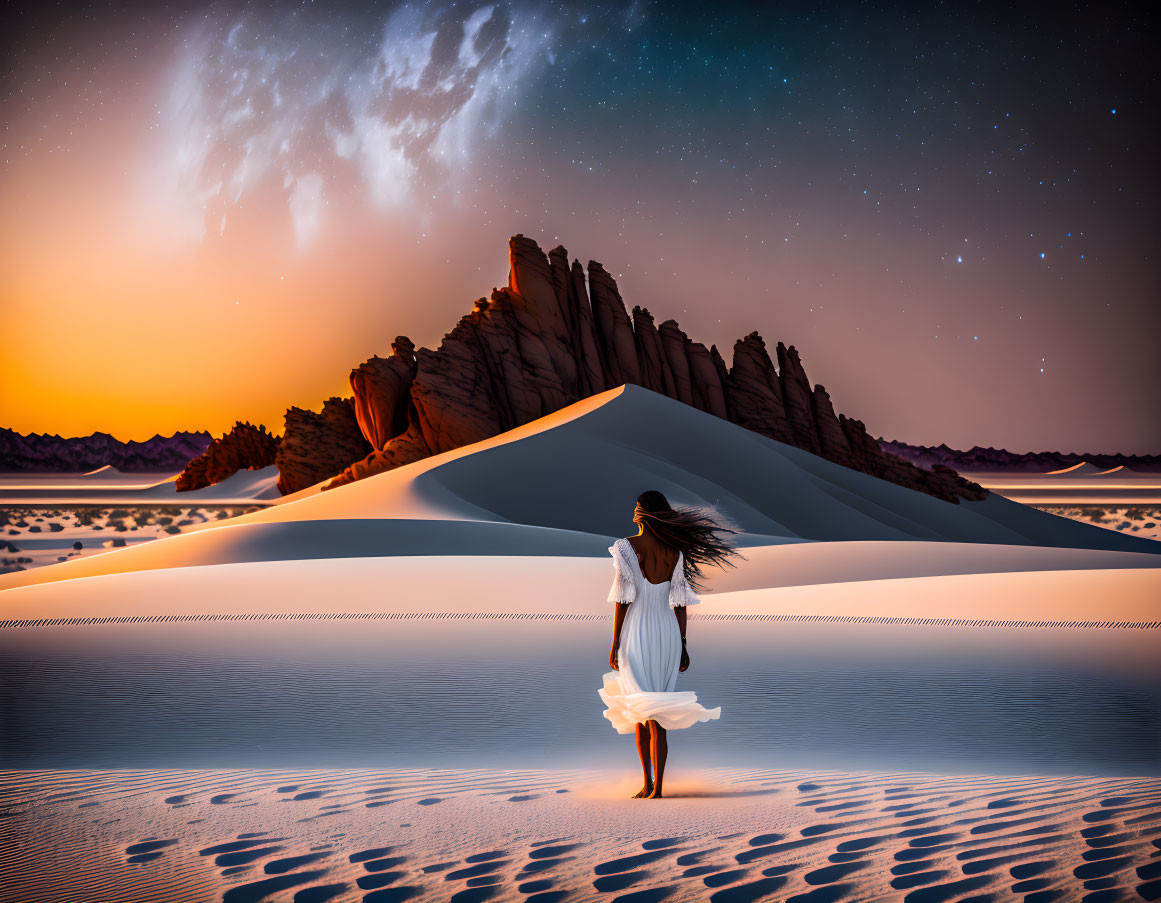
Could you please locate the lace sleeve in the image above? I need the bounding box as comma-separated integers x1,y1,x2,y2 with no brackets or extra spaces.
668,551,701,607
607,540,637,606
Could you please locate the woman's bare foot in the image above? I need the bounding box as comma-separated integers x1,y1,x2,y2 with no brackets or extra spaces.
645,785,664,799
632,782,653,798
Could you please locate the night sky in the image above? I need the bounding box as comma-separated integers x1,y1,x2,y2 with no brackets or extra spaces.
2,1,1157,454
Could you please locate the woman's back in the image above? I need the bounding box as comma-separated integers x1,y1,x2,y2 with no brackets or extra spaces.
625,534,678,585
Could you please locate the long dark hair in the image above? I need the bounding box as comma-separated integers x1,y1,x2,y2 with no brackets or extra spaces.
633,490,747,592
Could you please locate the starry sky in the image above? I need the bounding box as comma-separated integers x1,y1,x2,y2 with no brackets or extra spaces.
1,0,1157,454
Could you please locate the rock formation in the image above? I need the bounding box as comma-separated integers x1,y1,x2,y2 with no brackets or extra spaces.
350,336,419,449
322,235,987,504
275,397,371,495
175,421,280,491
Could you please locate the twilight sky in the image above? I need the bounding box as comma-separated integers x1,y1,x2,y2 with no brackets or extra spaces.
1,1,1157,454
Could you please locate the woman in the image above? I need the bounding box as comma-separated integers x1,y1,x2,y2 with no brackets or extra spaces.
598,490,746,799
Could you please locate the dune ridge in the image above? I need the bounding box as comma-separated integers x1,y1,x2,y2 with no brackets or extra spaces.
3,385,1157,595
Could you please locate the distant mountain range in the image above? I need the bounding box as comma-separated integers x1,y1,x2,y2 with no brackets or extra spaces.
875,439,1161,474
0,427,212,473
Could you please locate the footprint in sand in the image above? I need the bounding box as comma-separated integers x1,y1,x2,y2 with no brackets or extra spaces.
210,793,239,805
417,797,443,806
508,794,539,802
292,790,327,801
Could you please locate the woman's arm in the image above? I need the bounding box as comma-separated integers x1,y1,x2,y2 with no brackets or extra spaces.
675,605,690,671
609,601,630,669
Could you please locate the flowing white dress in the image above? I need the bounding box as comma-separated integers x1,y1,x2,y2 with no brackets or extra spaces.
598,537,723,734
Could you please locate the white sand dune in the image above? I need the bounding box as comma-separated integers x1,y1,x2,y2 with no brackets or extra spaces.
80,464,126,478
0,464,281,505
3,384,1157,594
1045,461,1108,476
2,553,1160,628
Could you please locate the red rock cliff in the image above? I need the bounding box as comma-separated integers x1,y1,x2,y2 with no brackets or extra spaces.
323,235,985,504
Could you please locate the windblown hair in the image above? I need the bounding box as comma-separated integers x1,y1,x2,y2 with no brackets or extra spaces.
632,490,747,593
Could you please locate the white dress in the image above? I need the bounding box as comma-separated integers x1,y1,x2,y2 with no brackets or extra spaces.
598,537,723,734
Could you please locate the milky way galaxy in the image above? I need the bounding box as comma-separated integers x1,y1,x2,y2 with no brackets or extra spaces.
156,2,580,247
1,0,1157,454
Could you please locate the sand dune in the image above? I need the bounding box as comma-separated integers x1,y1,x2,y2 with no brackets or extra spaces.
4,385,1156,593
0,464,281,505
1045,461,1109,476
2,553,1159,629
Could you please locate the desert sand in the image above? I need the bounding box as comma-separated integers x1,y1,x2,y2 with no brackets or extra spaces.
1,764,1158,903
2,385,1159,902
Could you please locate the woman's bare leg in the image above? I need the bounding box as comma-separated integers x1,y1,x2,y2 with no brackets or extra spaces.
633,722,653,798
646,720,667,798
